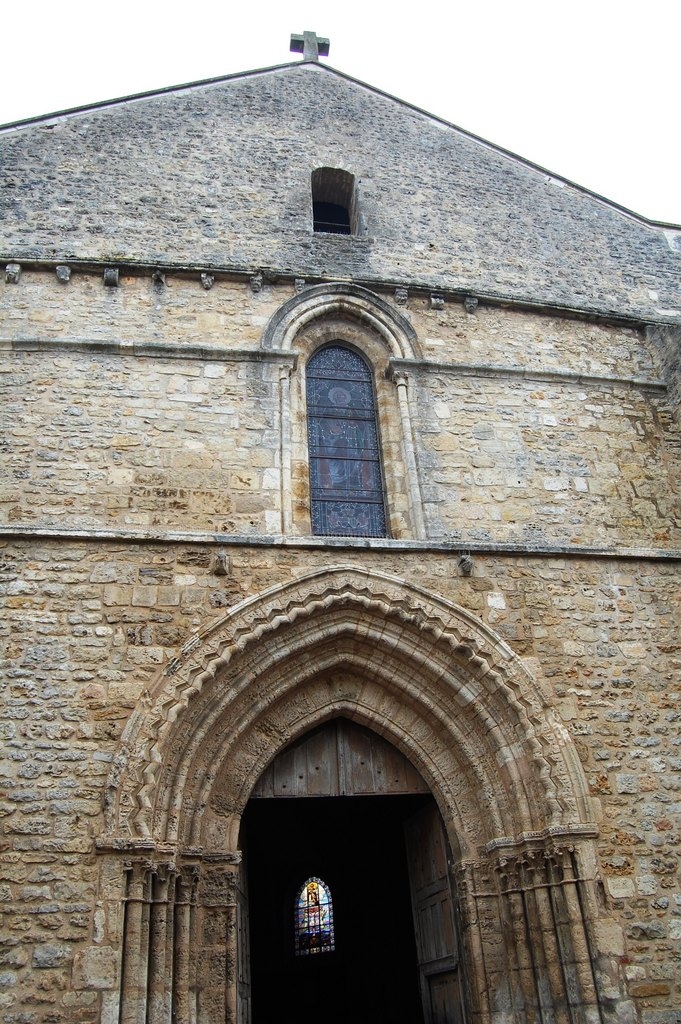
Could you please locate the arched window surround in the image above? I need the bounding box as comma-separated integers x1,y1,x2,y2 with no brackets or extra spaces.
260,285,426,540
292,320,405,538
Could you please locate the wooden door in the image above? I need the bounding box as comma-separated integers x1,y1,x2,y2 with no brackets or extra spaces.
250,719,429,798
404,803,466,1024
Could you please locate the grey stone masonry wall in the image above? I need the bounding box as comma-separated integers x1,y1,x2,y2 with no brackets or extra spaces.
1,63,680,324
1,58,681,1024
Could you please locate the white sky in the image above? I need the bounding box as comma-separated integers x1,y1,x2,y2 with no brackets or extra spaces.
3,0,679,224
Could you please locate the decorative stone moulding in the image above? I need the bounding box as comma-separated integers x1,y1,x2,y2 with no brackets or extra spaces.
101,564,596,848
464,294,479,314
5,263,21,284
430,294,444,310
97,566,614,1024
250,271,263,293
103,267,119,287
458,553,473,576
395,286,408,305
213,551,230,576
294,278,307,293
200,272,215,290
55,265,71,283
261,282,422,360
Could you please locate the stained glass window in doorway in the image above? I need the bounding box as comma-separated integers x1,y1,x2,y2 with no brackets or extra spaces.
294,877,335,956
306,345,387,537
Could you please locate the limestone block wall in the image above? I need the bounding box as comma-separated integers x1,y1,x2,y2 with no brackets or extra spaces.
2,346,281,534
648,325,681,423
416,371,679,546
0,541,679,1020
1,269,680,1021
0,270,662,380
0,271,284,349
1,272,680,549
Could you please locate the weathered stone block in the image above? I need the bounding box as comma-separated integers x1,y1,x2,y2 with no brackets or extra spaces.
32,943,72,968
72,946,118,990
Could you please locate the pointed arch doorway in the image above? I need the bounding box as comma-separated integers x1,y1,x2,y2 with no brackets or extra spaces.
100,566,616,1024
243,718,467,1024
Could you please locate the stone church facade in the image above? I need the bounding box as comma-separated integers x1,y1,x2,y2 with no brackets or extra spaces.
1,40,680,1024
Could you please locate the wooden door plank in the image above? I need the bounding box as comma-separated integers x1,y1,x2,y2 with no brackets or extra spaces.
250,719,428,798
405,803,466,1024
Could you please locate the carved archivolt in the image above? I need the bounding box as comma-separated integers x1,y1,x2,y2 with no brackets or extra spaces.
260,282,422,360
102,566,594,857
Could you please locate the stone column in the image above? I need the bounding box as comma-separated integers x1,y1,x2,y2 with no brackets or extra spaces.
119,860,152,1024
547,846,604,1023
456,862,495,1024
147,865,174,1024
195,856,240,1024
519,852,571,1024
278,364,293,534
495,857,540,1020
390,368,426,538
173,865,200,1024
485,840,608,1024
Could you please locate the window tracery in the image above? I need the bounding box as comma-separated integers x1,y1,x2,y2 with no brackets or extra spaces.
306,345,388,537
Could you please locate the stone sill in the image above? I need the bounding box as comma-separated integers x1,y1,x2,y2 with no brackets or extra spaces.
2,523,680,562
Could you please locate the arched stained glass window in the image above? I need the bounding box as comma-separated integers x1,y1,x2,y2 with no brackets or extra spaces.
294,877,335,956
306,345,388,538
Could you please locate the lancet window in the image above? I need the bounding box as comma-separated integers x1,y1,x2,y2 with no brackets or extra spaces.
294,877,336,956
306,345,388,537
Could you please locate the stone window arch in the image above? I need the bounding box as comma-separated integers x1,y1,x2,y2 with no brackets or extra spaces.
293,320,405,538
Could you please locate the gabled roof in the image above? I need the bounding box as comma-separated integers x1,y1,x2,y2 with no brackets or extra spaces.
3,59,678,231
2,60,680,322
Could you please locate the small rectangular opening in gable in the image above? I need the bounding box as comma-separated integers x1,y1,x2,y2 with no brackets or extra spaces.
311,167,357,235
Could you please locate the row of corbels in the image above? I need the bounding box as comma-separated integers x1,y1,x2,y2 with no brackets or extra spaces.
395,286,478,314
4,261,479,312
0,262,249,290
3,262,220,291
2,262,287,295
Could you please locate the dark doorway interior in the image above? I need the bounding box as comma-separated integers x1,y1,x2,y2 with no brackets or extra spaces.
244,794,429,1024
